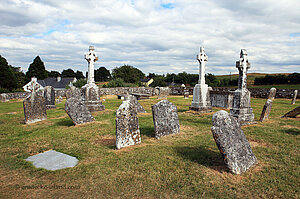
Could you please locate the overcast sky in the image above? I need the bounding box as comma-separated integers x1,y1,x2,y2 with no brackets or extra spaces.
0,0,299,75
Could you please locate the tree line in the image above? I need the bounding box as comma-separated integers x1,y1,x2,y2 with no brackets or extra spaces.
254,73,300,85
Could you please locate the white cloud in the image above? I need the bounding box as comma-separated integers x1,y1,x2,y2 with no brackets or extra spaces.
0,0,299,75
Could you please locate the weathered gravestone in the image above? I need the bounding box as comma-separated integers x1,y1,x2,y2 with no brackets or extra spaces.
44,86,56,109
260,88,276,122
152,100,180,139
0,93,9,102
184,88,189,99
25,150,78,171
66,85,81,99
190,47,212,112
157,87,170,99
125,95,146,113
81,46,105,112
56,96,63,104
291,90,298,105
281,106,300,118
116,99,141,149
65,97,94,125
229,49,254,125
23,77,47,124
211,110,257,174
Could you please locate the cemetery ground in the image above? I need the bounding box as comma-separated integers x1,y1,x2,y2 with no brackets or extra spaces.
0,96,299,198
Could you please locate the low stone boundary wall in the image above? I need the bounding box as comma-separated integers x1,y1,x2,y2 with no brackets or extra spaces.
2,87,299,100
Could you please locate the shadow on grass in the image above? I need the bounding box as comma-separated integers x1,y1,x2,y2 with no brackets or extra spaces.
174,146,228,172
282,128,300,135
55,119,74,127
140,126,155,137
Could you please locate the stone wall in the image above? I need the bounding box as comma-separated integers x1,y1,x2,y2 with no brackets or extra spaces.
2,87,299,100
210,91,234,108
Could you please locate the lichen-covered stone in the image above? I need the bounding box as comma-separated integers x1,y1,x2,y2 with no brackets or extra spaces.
157,87,170,99
56,96,62,104
291,90,298,105
66,86,81,99
81,83,105,112
23,94,47,124
125,95,146,113
268,88,277,100
211,110,257,174
152,100,180,139
44,86,56,109
259,99,273,122
116,100,141,149
65,97,94,125
229,49,254,125
281,106,300,118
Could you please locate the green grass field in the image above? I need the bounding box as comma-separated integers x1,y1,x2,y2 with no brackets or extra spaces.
0,96,299,198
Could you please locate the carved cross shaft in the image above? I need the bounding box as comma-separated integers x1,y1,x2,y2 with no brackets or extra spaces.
197,47,208,85
236,49,251,90
85,46,98,84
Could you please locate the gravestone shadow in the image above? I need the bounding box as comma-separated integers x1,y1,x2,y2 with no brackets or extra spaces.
282,128,300,135
140,126,155,138
55,119,74,127
174,145,228,172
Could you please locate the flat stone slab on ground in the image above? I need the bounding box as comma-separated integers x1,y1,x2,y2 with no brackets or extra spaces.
25,150,78,171
211,110,257,174
281,106,300,118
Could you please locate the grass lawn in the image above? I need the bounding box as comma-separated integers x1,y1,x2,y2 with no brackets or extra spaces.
0,96,299,198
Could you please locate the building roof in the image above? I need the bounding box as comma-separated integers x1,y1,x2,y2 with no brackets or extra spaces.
37,77,76,89
140,78,152,83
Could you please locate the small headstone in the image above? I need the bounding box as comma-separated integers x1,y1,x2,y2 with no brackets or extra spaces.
211,110,257,174
125,95,146,113
157,87,170,99
66,85,81,99
281,106,300,118
44,86,56,109
152,100,180,139
116,99,141,149
25,150,78,171
291,90,298,105
65,97,94,125
23,94,47,124
184,88,189,99
56,96,63,104
268,87,277,100
0,93,9,102
259,99,273,122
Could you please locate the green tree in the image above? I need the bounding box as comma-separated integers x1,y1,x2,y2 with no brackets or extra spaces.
0,55,17,91
112,65,145,83
62,68,76,77
75,70,85,79
95,66,111,82
48,70,61,78
25,56,48,81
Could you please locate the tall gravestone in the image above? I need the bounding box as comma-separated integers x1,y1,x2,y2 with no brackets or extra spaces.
81,46,105,112
291,90,298,105
152,100,180,139
189,47,212,112
65,97,94,125
211,110,257,174
229,49,254,125
260,88,276,122
116,99,141,149
23,77,47,124
44,86,56,109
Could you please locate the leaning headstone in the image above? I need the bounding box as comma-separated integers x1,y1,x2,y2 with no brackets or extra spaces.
0,93,9,102
23,77,47,124
291,90,298,105
157,87,170,99
125,95,146,113
229,49,254,125
211,110,257,174
25,150,78,171
81,46,105,112
281,106,300,118
116,99,141,150
152,100,180,139
44,86,56,109
65,85,81,99
267,87,277,100
65,97,94,125
259,99,273,122
190,47,212,112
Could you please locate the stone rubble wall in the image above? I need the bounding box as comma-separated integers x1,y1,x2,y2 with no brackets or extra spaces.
2,87,299,100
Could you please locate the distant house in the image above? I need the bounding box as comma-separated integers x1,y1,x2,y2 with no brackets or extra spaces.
23,77,77,92
140,78,154,87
